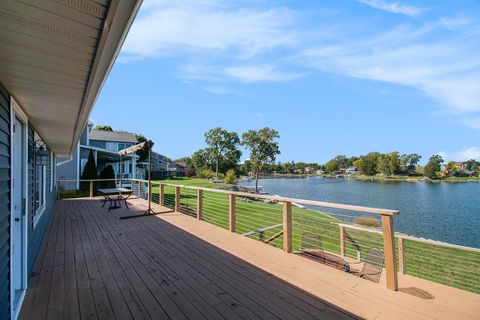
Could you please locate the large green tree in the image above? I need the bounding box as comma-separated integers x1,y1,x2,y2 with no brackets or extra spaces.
204,127,241,178
353,152,380,176
242,128,280,192
400,153,422,175
424,154,444,178
377,152,400,177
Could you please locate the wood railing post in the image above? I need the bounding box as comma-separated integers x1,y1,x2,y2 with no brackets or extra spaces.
339,225,345,257
398,236,405,275
229,194,236,232
89,180,93,198
381,214,398,291
175,186,181,212
131,180,134,193
160,184,165,206
139,181,143,199
197,189,203,220
283,201,292,253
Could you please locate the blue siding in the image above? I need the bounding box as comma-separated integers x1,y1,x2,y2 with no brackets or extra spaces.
0,83,11,320
27,124,56,274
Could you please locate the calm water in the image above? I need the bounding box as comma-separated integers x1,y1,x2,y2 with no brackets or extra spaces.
237,177,480,248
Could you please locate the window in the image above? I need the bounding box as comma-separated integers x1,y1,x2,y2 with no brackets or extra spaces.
106,142,116,151
117,143,127,151
34,163,46,213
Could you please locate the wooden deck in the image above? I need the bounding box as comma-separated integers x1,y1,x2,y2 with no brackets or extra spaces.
19,198,480,320
19,198,358,320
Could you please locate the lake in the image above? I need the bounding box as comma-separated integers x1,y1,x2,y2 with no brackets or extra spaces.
237,177,480,248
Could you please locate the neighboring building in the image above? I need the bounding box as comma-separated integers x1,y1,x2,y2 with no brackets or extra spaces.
137,151,176,179
0,1,140,318
57,124,139,189
454,162,467,171
346,166,358,174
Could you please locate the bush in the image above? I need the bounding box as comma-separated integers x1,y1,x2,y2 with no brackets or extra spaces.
197,169,215,179
354,217,379,228
81,150,98,191
225,169,237,184
99,165,115,188
185,167,195,177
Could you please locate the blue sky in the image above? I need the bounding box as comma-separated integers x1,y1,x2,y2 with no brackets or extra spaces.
92,0,480,164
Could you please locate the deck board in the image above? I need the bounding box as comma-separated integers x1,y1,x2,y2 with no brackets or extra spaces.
20,198,356,320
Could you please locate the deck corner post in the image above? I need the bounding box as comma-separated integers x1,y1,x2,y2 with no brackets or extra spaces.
398,236,405,274
197,189,203,220
131,180,134,194
381,214,398,291
160,184,165,206
283,201,292,253
139,181,143,198
340,225,346,257
89,180,93,198
175,186,181,212
229,194,236,232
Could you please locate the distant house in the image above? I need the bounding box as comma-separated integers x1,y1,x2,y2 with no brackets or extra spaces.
454,162,467,171
57,123,138,189
346,166,357,174
137,151,176,179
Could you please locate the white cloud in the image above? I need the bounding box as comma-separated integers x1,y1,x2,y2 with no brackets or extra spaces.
437,147,480,162
202,86,233,94
358,0,423,16
302,20,480,127
122,1,297,60
224,65,301,83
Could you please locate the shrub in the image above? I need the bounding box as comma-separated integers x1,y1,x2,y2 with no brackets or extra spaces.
197,169,215,179
81,150,98,191
225,169,237,184
354,217,379,228
185,167,196,177
99,165,115,188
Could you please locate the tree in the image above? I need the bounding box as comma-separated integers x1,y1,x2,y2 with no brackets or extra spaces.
465,159,480,171
242,128,280,192
175,157,192,166
400,153,422,175
94,125,113,131
225,169,237,184
81,150,98,191
191,149,213,172
353,152,380,176
204,128,241,178
424,154,444,178
445,161,457,176
377,152,400,177
99,165,115,188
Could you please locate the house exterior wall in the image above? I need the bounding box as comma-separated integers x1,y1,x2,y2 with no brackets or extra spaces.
89,139,106,149
56,146,79,190
0,83,57,320
27,125,56,274
0,83,11,320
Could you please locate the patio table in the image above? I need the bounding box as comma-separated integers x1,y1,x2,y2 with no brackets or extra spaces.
98,187,133,211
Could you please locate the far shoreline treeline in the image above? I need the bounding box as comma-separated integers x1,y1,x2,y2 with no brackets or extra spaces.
175,127,480,184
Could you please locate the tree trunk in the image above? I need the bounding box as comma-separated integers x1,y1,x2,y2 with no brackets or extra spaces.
255,167,260,193
216,158,219,179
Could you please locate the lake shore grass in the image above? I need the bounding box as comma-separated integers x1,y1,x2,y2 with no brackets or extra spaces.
153,178,480,294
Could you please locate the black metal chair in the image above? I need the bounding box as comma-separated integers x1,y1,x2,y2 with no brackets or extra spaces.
349,248,384,283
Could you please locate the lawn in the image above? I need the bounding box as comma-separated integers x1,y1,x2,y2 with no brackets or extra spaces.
147,179,480,294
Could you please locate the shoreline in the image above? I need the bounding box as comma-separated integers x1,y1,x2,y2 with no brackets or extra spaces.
252,174,480,183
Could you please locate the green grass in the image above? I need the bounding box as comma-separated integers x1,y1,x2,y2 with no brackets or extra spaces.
149,179,480,294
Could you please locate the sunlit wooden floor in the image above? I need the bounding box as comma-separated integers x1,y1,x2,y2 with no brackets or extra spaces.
19,198,359,320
